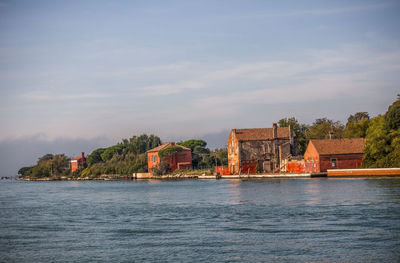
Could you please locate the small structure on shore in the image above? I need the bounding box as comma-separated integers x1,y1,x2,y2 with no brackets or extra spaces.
147,142,192,173
227,123,298,174
304,138,366,173
70,152,86,172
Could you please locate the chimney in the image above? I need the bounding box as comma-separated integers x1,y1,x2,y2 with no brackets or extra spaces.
81,152,85,159
273,123,278,139
329,130,334,139
289,125,293,144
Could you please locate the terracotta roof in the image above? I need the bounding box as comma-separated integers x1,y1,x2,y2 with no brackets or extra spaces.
72,156,85,161
147,142,191,153
310,138,366,155
233,127,293,141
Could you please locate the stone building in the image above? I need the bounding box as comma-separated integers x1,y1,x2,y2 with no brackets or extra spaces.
227,123,297,174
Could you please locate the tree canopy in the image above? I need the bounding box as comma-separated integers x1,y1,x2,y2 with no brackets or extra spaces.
344,112,370,138
278,117,309,154
306,118,344,140
158,146,184,159
363,95,400,168
21,154,70,179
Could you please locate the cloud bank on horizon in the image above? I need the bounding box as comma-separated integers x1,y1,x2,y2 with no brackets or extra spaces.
1,0,399,147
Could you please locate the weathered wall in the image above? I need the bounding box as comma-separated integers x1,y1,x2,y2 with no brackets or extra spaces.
239,139,290,173
148,149,192,172
215,166,230,175
147,152,159,170
304,142,321,172
175,150,192,170
227,130,240,174
227,128,298,174
285,159,305,173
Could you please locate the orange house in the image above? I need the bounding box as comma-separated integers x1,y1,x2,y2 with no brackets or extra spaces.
147,142,192,172
304,138,366,173
70,152,86,172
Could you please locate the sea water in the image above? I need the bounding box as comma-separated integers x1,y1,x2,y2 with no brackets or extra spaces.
1,178,399,262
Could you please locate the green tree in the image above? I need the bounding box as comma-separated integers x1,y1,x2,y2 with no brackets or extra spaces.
18,166,33,176
158,145,184,159
214,148,228,166
177,140,207,151
122,134,161,154
278,117,309,154
38,154,54,163
306,118,344,140
363,95,400,167
178,139,211,168
51,154,70,175
385,94,400,130
362,115,391,167
344,112,370,138
87,148,106,166
100,145,124,161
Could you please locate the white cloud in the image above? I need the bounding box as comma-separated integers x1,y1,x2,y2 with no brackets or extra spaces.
219,2,397,20
21,92,112,102
139,81,205,96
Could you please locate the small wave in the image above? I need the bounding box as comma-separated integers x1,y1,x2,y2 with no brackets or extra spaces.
224,227,355,233
114,228,181,235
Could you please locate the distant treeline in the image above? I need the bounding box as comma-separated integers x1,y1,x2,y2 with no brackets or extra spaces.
18,135,228,179
278,94,400,167
18,95,400,179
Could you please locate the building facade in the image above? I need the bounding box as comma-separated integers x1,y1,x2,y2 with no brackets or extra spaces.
147,142,192,172
227,123,297,174
304,138,366,173
70,152,86,172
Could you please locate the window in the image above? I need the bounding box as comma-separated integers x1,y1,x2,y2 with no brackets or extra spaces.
331,158,337,167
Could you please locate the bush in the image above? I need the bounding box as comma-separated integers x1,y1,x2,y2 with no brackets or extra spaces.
152,161,170,176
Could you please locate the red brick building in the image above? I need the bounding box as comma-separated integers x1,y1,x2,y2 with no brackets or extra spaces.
70,152,86,172
304,138,366,173
227,123,297,174
147,142,192,172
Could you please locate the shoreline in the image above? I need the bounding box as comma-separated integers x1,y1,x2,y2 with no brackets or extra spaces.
15,172,400,181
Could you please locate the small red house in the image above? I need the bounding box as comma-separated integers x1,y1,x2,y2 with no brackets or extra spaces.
70,152,86,172
147,142,192,172
304,138,366,173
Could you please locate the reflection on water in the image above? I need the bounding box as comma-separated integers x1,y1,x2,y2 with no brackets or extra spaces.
0,178,399,262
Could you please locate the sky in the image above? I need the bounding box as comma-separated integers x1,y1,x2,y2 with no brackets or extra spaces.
1,0,400,174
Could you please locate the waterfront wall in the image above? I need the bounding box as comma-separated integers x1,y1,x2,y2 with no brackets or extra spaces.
328,168,400,176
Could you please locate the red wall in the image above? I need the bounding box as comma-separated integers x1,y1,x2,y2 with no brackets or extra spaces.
71,161,78,172
147,152,159,170
319,154,363,172
215,166,230,175
286,161,304,173
304,142,321,172
70,157,85,172
148,150,192,172
241,163,257,174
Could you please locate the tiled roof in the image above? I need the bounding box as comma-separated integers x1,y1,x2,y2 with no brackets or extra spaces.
147,142,191,153
72,156,85,161
310,138,366,155
233,127,292,141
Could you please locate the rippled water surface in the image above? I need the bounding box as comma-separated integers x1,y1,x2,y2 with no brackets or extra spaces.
1,178,400,262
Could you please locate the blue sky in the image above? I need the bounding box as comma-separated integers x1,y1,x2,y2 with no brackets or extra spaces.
0,0,400,173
